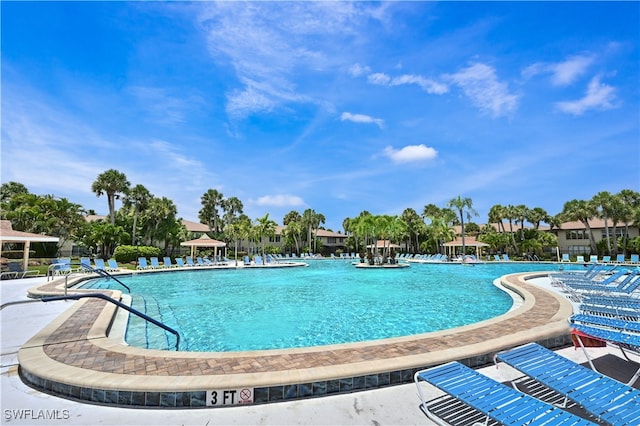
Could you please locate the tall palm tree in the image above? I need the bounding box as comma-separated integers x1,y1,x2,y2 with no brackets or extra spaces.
254,213,277,257
91,169,130,225
559,199,598,254
592,191,614,255
199,189,224,235
401,208,423,253
617,189,640,255
447,196,478,257
123,184,151,245
221,196,244,230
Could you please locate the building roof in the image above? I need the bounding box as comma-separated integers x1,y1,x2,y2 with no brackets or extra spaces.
443,236,488,247
0,220,59,243
182,219,210,233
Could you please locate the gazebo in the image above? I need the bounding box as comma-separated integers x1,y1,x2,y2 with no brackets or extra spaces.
0,220,59,270
180,234,226,259
443,236,489,259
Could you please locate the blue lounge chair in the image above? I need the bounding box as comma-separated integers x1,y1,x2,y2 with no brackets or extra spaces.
576,255,585,263
175,258,185,267
163,257,176,268
589,255,599,263
80,257,92,270
502,254,510,261
242,256,250,266
630,254,639,264
1,262,39,279
137,257,150,270
414,361,593,426
186,256,197,267
93,258,107,271
107,259,120,271
561,253,571,262
149,257,164,268
495,343,640,426
615,254,625,263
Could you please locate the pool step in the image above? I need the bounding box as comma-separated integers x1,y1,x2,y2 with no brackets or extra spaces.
125,295,181,350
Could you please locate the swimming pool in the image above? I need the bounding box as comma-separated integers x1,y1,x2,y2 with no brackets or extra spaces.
80,261,578,352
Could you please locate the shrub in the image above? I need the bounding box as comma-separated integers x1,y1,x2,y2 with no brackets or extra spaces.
113,245,162,263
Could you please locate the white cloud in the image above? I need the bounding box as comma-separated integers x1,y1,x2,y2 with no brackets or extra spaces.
367,72,448,94
340,112,384,128
522,54,594,86
252,194,305,207
349,63,371,77
383,144,438,163
555,75,617,115
368,72,392,85
197,2,387,119
445,63,519,117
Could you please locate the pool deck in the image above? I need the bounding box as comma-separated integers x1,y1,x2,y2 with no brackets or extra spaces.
13,269,577,408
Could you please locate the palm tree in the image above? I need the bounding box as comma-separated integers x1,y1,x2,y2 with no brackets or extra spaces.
199,189,224,235
221,196,244,230
122,184,151,245
488,204,507,234
526,207,550,230
592,191,615,255
91,169,130,224
254,213,277,257
617,189,640,256
447,195,478,257
401,208,423,253
559,199,598,254
302,209,325,253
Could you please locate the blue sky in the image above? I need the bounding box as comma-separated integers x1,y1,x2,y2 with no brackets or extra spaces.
2,2,639,231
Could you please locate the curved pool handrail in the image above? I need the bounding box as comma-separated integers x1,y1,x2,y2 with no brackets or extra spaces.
41,292,180,351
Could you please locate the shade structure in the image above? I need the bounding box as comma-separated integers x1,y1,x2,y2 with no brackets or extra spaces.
180,234,226,258
366,240,401,249
443,236,488,259
0,220,59,270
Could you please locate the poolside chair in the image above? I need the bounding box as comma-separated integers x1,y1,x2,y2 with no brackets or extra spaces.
242,256,251,266
196,257,206,266
602,255,611,263
414,361,593,426
175,258,186,267
93,258,107,271
493,254,501,261
136,257,151,270
630,254,639,264
185,256,197,267
615,254,625,263
253,255,263,265
495,343,640,426
80,257,93,270
589,255,599,263
149,257,164,269
163,257,176,268
502,254,510,261
107,259,120,272
52,258,76,275
1,262,39,279
561,253,571,262
576,255,585,263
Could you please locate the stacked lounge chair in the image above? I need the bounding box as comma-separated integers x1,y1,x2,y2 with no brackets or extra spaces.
495,343,640,425
414,361,594,425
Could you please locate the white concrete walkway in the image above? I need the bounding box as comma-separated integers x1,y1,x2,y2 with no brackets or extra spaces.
2,276,636,426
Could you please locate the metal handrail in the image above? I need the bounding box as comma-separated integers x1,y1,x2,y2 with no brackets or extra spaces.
41,293,180,351
47,261,130,294
78,263,130,293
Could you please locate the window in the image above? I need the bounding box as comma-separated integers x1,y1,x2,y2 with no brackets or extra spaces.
565,230,587,240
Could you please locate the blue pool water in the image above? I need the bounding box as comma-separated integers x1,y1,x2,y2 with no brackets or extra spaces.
80,261,578,352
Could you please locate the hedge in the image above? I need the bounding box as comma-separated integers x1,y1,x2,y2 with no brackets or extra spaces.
113,245,162,263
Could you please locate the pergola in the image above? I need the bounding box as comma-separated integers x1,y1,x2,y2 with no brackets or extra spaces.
443,236,489,259
0,220,59,270
180,234,226,259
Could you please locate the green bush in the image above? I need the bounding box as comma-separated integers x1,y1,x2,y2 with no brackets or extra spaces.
113,245,162,263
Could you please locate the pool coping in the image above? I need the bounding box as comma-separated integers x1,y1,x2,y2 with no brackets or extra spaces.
18,271,575,407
